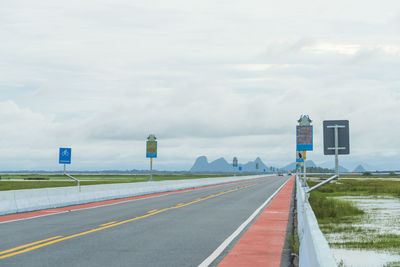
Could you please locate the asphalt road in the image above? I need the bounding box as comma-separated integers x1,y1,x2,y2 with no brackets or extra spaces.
0,176,290,267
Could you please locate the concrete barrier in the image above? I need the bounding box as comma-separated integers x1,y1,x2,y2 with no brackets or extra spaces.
0,191,18,215
296,175,337,267
0,175,267,216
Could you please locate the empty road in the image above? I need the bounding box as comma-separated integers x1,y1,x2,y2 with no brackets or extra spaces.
0,176,290,266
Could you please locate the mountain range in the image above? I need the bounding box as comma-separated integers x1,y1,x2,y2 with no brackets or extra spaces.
190,156,271,173
189,156,370,173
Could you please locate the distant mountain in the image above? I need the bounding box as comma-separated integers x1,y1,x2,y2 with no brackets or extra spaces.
190,156,233,172
190,156,269,173
280,160,351,173
209,158,232,172
353,165,366,173
318,162,349,173
240,157,269,172
190,156,210,172
281,160,316,172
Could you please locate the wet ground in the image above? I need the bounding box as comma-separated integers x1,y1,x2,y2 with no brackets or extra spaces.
325,196,400,266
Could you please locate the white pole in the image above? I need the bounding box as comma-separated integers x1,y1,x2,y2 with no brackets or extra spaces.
303,156,306,186
334,126,339,178
149,158,153,181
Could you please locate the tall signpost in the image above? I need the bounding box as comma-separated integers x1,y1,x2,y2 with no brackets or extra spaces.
233,157,238,176
297,115,313,186
305,120,350,198
296,151,304,176
323,120,350,178
59,147,80,190
146,135,157,182
59,148,71,174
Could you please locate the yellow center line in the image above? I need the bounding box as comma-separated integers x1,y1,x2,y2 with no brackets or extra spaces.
147,210,158,213
0,183,258,260
0,236,63,256
99,221,117,227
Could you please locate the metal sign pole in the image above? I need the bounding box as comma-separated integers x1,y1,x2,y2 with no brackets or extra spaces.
326,124,346,178
63,164,66,175
303,151,306,186
334,126,339,177
150,158,153,182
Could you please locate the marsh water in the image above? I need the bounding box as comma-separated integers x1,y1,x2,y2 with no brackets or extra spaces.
325,196,400,266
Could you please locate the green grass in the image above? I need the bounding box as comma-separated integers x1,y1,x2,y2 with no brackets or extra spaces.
0,174,240,191
307,178,400,252
384,261,400,267
308,179,400,198
308,174,400,179
308,191,364,224
331,233,400,250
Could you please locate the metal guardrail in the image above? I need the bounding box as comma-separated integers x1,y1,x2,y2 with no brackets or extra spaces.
296,175,337,267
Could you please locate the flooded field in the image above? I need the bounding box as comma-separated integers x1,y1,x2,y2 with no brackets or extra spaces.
308,178,400,267
322,196,400,266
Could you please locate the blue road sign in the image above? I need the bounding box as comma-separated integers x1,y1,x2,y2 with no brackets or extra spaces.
59,148,71,164
296,125,313,151
238,166,242,171
233,157,238,168
146,141,157,158
296,151,304,163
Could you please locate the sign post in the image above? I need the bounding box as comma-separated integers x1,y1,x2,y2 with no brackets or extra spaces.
297,115,313,186
232,157,238,176
59,148,71,174
146,135,157,182
296,151,304,163
59,148,80,190
323,120,350,178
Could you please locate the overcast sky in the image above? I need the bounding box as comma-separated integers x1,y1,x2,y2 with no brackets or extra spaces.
1,0,400,171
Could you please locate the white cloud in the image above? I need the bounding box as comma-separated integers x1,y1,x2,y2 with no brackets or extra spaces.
0,0,400,171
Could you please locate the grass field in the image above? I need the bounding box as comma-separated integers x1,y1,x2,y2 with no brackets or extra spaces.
0,174,240,191
308,178,400,254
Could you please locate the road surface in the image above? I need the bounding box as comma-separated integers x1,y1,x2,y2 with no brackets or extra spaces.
0,176,290,266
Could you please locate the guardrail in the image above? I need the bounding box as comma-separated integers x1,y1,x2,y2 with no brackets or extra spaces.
296,174,337,267
0,175,267,216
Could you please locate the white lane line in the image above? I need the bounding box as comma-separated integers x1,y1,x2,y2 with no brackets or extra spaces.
199,177,291,267
0,211,70,225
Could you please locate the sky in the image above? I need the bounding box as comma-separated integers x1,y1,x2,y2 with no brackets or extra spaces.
1,0,400,171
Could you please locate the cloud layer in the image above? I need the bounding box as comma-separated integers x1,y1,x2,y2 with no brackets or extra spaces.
1,1,400,171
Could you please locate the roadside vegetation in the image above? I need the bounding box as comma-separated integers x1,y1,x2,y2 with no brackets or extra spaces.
308,177,400,253
0,174,239,191
308,191,364,224
308,178,400,198
308,173,400,179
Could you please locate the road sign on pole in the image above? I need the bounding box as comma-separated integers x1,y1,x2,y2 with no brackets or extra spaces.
296,126,313,151
146,135,157,181
233,157,238,168
59,148,71,164
146,136,157,158
297,115,312,186
58,148,80,190
323,120,350,177
296,151,304,162
232,157,238,176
